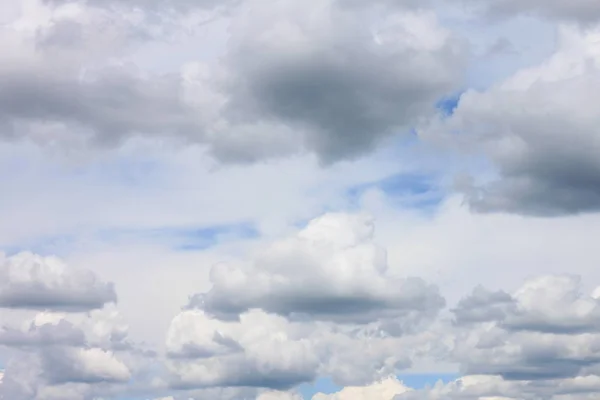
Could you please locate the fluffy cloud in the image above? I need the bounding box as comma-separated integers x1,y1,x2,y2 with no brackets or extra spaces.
164,213,452,392
166,310,318,390
0,0,465,164
451,276,600,381
0,252,116,311
187,213,444,328
0,319,85,348
41,347,131,384
404,274,600,399
453,275,600,334
210,0,466,163
425,26,600,216
165,308,448,392
313,377,411,399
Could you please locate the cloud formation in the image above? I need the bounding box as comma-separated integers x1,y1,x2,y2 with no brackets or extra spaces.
426,26,600,216
0,0,465,164
187,213,444,329
313,377,411,399
3,0,600,399
0,252,116,311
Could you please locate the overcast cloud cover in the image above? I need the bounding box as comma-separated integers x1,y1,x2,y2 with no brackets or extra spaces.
2,0,600,399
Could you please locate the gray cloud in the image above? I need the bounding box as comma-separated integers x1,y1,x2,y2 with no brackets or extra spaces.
0,68,203,148
187,213,444,329
0,320,85,348
41,347,131,384
217,0,466,164
451,275,600,383
452,285,515,325
1,0,465,165
42,0,238,13
0,253,117,312
394,375,600,400
166,310,319,390
425,27,600,216
458,0,600,24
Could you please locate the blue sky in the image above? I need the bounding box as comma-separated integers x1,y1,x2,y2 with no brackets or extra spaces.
298,374,460,398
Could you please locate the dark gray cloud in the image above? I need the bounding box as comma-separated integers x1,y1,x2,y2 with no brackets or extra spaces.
0,68,203,148
1,0,466,165
0,253,117,312
427,29,600,216
218,0,466,164
453,276,600,334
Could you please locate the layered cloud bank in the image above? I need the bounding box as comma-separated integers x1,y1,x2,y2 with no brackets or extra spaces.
2,214,600,399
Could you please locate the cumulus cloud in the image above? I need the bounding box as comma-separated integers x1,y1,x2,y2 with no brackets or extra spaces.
313,376,411,399
454,275,600,334
419,275,600,399
425,27,600,216
0,252,116,311
163,213,452,391
0,319,85,348
166,309,318,390
41,347,131,384
212,0,466,163
0,0,465,164
165,308,448,391
187,213,444,328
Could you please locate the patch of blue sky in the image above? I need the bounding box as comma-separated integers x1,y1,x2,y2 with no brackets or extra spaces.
1,233,78,257
436,92,463,118
69,157,165,188
299,373,459,398
1,222,260,257
398,373,460,389
346,172,445,212
96,222,260,251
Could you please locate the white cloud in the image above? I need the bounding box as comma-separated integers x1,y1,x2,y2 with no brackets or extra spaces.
188,213,444,328
313,377,411,400
0,252,116,311
166,309,319,390
45,347,131,384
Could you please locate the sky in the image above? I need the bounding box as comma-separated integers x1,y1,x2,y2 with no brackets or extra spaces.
2,0,600,399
